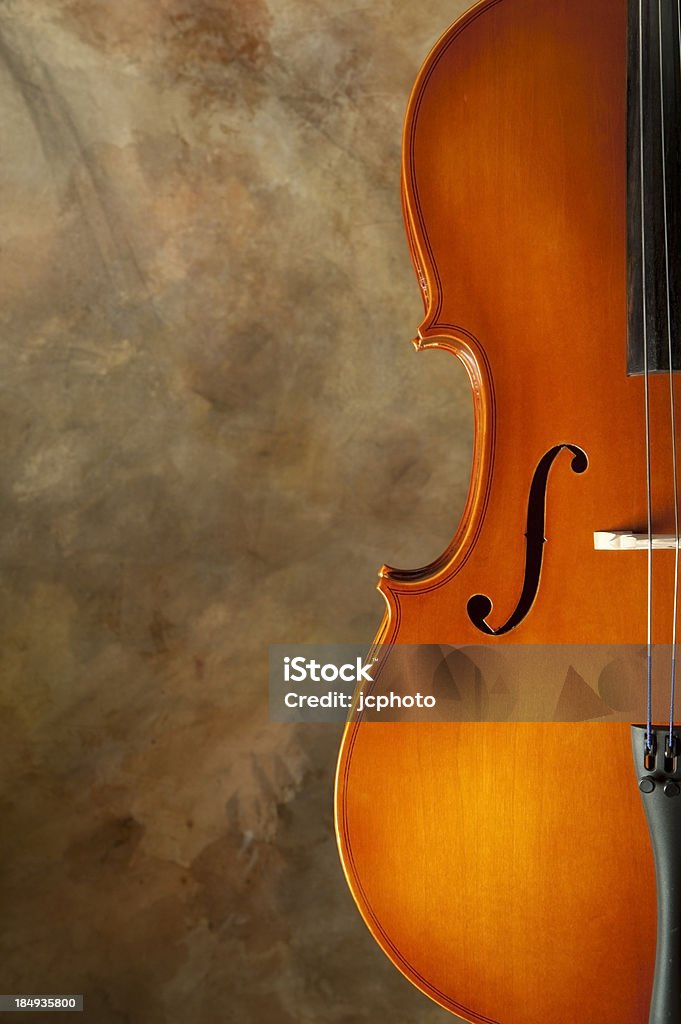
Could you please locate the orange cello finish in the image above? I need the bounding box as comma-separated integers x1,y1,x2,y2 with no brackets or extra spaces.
335,1,681,1023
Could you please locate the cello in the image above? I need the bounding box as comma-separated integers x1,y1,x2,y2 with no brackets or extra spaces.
335,1,681,1022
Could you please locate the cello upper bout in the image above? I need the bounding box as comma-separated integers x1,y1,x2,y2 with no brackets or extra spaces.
400,0,503,340
401,0,624,343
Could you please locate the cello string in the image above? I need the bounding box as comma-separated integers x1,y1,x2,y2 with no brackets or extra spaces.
640,0,654,751
660,0,679,745
666,0,681,743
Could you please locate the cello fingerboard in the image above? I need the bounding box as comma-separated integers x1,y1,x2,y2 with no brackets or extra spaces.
627,0,681,375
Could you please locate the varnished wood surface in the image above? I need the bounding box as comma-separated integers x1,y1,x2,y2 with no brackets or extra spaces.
336,0,677,1020
338,722,654,1023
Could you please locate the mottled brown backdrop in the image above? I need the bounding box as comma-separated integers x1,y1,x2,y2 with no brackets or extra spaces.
0,1,473,1021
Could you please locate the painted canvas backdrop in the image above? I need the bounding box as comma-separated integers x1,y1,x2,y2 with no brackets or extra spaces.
0,1,472,1021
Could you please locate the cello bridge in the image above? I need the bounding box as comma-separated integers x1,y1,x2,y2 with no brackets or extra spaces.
594,531,680,551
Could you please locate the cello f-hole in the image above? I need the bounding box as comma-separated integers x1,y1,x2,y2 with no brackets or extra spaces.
467,444,589,636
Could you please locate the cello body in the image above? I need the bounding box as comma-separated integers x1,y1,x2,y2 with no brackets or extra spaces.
335,1,681,1021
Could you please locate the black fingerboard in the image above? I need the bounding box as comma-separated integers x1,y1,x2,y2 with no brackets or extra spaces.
627,0,681,375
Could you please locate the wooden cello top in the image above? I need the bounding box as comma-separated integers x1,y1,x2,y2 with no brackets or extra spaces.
336,1,681,1021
